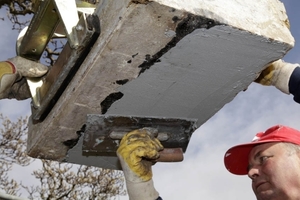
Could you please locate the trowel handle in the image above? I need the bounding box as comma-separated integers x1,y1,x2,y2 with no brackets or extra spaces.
157,148,184,162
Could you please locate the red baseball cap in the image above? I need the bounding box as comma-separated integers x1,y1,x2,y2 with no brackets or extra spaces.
224,125,300,175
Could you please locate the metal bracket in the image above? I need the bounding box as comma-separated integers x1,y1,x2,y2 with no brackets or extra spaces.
31,14,100,122
53,0,79,48
16,0,100,118
17,0,60,61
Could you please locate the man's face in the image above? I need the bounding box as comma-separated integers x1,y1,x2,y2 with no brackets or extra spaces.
248,142,300,200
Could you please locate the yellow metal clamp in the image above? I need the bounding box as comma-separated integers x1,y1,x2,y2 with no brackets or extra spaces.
16,0,97,109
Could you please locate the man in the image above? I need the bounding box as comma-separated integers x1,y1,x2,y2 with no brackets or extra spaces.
224,124,300,200
117,129,163,200
117,123,300,200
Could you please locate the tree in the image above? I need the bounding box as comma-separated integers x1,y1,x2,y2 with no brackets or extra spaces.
0,0,33,31
0,114,126,199
0,114,30,196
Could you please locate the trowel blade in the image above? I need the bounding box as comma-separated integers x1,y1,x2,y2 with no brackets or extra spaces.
82,114,198,161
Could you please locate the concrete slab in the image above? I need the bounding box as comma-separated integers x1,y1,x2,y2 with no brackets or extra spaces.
27,0,294,169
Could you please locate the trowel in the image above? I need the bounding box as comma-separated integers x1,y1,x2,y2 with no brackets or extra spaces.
82,114,198,162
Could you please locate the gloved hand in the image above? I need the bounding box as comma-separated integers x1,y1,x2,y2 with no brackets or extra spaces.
255,59,298,94
0,56,48,100
117,128,163,200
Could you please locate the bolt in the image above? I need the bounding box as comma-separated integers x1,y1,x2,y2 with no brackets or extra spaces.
157,132,170,141
76,25,83,31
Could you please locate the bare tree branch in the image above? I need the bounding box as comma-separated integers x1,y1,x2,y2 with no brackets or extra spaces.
0,0,33,31
0,115,126,199
43,39,66,66
0,114,32,166
24,160,126,199
0,162,19,196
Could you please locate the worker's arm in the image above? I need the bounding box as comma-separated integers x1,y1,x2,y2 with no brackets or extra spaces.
255,59,300,103
289,66,300,103
117,128,163,200
0,56,48,100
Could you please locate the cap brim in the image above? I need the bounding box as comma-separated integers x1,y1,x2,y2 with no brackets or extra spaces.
224,139,278,175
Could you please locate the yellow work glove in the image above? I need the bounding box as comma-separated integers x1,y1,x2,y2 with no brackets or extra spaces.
0,56,48,100
117,128,163,200
255,59,298,94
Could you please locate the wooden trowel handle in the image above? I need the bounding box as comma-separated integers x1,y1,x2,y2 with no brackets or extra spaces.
157,148,184,162
109,131,184,162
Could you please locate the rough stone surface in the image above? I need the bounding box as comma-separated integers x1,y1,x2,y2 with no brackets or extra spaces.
27,0,294,169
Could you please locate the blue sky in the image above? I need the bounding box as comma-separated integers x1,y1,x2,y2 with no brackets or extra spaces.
1,1,300,199
282,0,300,63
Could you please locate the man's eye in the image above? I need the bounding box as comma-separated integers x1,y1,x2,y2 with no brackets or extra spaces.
259,156,271,164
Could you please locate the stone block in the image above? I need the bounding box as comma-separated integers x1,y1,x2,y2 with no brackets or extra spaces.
27,0,294,169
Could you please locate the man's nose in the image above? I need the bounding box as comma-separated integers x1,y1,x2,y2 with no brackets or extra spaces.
248,166,259,180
